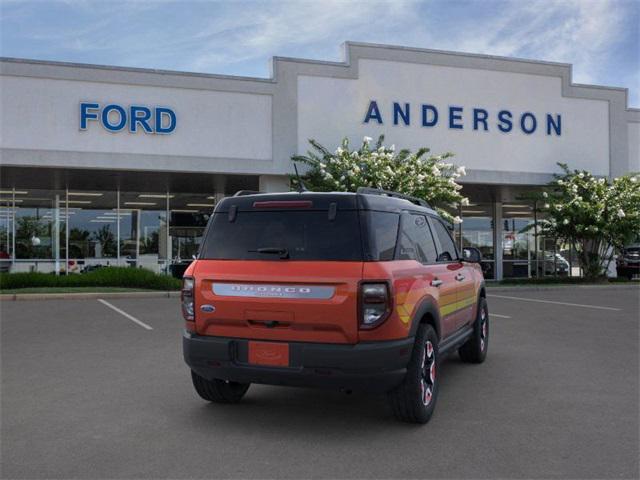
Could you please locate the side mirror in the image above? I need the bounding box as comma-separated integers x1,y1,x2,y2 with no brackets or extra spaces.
463,247,482,263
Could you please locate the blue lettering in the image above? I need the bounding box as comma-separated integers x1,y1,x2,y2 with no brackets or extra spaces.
520,112,537,134
155,107,176,134
546,114,561,136
473,108,489,131
393,102,410,126
363,100,383,124
101,104,127,132
449,106,463,129
130,105,153,133
80,102,99,130
497,110,513,132
421,104,438,127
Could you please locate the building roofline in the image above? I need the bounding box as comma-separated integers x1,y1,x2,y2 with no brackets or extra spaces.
1,40,636,110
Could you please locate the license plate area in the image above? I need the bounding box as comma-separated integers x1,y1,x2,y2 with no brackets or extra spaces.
248,341,290,367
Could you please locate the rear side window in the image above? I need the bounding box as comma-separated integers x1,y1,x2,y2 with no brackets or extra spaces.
398,214,438,263
429,218,458,262
200,210,362,261
362,211,399,261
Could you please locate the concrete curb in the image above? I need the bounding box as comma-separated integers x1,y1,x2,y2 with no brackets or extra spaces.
487,283,640,292
0,291,181,301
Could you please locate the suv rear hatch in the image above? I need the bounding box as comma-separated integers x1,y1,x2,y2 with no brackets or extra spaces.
193,194,364,344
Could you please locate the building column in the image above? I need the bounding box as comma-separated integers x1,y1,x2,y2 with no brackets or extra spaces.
495,200,503,281
259,175,290,193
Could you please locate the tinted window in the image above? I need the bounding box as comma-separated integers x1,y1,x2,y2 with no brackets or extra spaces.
398,214,438,263
363,211,399,261
201,211,362,261
430,218,458,262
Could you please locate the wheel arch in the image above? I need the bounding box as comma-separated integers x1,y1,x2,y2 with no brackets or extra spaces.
409,297,442,341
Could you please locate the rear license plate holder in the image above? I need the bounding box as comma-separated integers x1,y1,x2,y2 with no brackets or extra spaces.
248,341,290,367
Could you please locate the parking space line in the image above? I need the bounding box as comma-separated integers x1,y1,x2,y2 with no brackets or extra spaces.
97,299,153,330
491,313,511,318
488,294,621,311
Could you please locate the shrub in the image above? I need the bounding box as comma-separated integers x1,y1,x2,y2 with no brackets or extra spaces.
0,267,182,290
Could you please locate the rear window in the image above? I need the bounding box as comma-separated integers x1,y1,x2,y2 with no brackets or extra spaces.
200,210,363,261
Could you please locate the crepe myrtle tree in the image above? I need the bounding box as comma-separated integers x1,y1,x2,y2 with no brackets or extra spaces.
290,135,468,223
535,163,640,279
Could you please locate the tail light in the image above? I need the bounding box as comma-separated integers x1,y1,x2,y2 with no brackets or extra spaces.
359,282,392,329
181,276,195,321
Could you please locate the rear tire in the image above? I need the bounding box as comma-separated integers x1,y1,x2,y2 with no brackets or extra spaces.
387,324,439,424
191,371,250,403
459,297,489,364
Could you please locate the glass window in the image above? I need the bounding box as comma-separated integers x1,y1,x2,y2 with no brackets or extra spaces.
397,214,437,263
362,211,399,261
461,203,495,279
429,217,458,262
502,203,535,278
119,192,170,273
66,191,118,272
201,210,362,261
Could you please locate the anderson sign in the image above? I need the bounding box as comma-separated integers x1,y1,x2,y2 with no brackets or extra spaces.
363,100,562,136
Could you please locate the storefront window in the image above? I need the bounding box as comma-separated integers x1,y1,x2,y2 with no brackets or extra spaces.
502,203,535,278
460,204,495,279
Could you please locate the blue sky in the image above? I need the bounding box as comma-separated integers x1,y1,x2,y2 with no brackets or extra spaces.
1,0,638,106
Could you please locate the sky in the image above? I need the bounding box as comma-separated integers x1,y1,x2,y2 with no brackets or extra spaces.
1,0,638,106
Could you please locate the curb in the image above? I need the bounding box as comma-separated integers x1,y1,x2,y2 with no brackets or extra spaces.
487,283,640,292
0,291,181,301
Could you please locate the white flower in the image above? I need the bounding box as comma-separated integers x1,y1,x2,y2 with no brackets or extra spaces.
544,203,550,209
456,166,466,176
557,180,564,185
563,219,569,225
390,144,395,152
453,216,463,224
461,197,470,206
335,147,343,155
578,172,584,178
631,176,638,183
542,191,548,198
617,209,625,218
363,136,372,144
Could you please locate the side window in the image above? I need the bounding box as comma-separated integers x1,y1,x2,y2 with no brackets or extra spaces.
364,211,399,261
397,214,437,263
429,218,458,262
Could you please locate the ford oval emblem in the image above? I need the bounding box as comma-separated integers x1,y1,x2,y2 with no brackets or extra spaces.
200,304,215,313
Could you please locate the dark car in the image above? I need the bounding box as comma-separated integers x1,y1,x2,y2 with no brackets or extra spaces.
617,244,640,280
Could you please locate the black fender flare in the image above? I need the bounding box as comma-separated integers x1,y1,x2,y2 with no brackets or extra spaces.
408,295,442,340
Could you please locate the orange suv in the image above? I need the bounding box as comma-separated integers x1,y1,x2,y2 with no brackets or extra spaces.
182,188,488,423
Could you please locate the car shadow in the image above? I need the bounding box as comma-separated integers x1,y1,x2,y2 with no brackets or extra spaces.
181,355,472,436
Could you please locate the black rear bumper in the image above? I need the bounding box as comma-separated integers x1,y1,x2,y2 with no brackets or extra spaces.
183,331,414,392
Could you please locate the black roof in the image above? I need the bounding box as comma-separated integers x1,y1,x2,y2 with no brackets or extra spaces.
215,191,439,217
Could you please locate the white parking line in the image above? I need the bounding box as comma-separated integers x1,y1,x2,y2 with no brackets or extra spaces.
97,299,153,330
490,313,512,318
488,294,621,311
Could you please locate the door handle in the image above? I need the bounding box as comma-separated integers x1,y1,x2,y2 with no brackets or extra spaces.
455,273,465,281
431,279,443,287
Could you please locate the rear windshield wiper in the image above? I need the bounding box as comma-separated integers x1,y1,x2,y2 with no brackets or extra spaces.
249,247,290,259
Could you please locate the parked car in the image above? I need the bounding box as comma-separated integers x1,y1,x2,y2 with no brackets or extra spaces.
617,244,640,280
538,252,570,276
182,188,488,424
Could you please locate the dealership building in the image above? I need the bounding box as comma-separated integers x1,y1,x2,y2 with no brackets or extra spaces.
1,42,638,279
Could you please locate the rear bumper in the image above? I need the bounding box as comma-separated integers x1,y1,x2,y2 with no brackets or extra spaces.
183,331,413,393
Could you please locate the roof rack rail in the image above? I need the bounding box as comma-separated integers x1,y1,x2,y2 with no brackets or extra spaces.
233,190,263,197
356,187,431,208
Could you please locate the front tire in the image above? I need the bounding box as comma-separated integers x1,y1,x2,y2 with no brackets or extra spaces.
459,297,489,364
387,324,439,424
191,371,250,403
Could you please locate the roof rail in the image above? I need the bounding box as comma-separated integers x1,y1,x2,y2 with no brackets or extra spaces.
233,190,263,197
356,187,431,208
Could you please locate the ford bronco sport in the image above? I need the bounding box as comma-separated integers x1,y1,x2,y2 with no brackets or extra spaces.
182,188,488,423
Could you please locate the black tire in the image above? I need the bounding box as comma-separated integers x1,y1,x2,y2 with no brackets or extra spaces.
387,324,439,424
191,370,250,403
459,297,489,364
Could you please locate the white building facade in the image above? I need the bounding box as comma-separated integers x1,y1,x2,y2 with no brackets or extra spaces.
1,42,638,279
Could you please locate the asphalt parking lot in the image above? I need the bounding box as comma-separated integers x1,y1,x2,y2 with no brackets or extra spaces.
1,285,638,479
